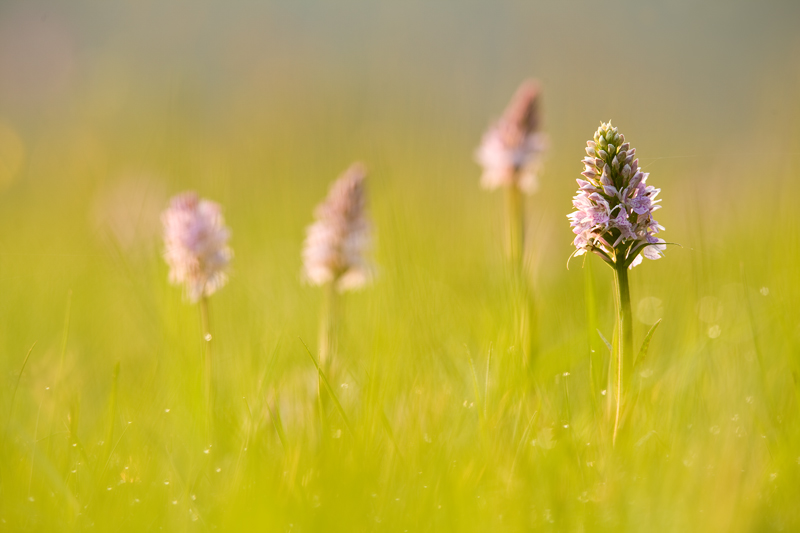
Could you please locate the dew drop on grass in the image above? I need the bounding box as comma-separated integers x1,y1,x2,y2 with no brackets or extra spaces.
216,468,221,473
204,333,212,342
707,325,721,339
165,409,170,413
601,390,607,396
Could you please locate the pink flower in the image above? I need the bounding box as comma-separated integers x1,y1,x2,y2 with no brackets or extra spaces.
567,122,665,268
302,163,373,291
475,80,548,194
162,192,232,302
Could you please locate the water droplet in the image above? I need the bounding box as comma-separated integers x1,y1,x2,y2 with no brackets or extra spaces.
172,500,178,505
216,468,221,473
164,481,170,485
760,287,769,296
204,333,212,342
562,372,570,377
340,383,349,389
707,325,721,339
107,487,112,491
191,494,196,501
165,409,170,413
332,429,342,439
204,449,210,454
600,390,607,396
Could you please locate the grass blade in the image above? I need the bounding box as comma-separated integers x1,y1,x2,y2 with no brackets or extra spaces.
6,342,36,430
597,329,613,354
634,319,661,369
299,338,353,437
265,396,288,452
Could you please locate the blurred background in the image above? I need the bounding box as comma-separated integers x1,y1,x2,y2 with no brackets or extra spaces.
1,0,799,531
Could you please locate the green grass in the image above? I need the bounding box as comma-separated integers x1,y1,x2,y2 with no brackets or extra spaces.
1,113,799,531
1,2,800,530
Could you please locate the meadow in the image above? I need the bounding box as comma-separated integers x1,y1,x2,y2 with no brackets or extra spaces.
1,1,800,531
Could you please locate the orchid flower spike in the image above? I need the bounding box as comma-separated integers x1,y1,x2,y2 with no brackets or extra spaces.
302,163,373,292
162,192,232,302
568,121,666,269
475,79,549,194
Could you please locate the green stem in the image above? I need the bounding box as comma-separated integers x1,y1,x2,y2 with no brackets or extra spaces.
200,296,213,435
505,184,538,368
317,281,339,438
504,184,524,268
318,281,338,373
612,260,633,446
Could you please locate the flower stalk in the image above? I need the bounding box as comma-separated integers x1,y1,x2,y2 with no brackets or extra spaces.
568,121,666,445
318,279,338,372
302,163,373,376
200,294,213,431
504,184,524,268
476,80,548,368
613,259,633,445
161,191,232,436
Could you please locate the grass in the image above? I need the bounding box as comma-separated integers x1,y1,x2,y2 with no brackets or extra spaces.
1,119,798,531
